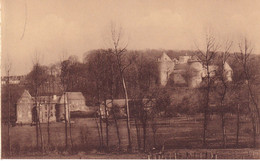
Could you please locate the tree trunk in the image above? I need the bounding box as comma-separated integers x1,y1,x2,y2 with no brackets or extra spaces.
7,75,11,155
142,118,147,152
95,115,102,148
64,92,68,149
47,109,50,145
104,99,109,149
96,81,104,150
250,110,257,148
35,108,39,150
135,118,141,151
109,61,121,150
203,64,210,147
143,124,146,152
248,90,257,148
236,104,240,147
251,114,257,148
37,106,44,153
221,112,226,148
112,109,121,150
153,130,156,148
121,76,132,151
98,105,104,149
68,105,74,150
203,104,207,146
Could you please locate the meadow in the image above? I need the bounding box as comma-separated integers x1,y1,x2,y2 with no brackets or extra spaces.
2,114,260,158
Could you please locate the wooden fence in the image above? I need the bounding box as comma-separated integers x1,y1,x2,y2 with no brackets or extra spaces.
147,150,260,159
147,151,217,159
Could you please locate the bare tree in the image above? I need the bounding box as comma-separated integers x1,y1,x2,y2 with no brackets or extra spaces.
59,53,69,149
46,64,57,146
100,52,110,149
234,37,259,147
27,52,48,152
215,39,233,148
86,51,105,149
4,54,12,155
108,22,132,151
108,53,122,150
196,31,219,146
67,94,74,150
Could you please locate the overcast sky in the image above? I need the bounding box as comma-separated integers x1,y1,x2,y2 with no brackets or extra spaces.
2,0,260,76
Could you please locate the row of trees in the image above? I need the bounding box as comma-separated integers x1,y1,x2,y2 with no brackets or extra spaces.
196,35,260,148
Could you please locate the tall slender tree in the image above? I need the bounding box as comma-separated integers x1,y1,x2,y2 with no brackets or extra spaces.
108,23,133,151
27,52,48,152
215,40,233,148
4,54,12,155
234,37,259,147
196,31,219,146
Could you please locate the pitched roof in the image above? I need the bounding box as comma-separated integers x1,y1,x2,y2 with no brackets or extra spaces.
17,90,32,103
37,95,61,104
59,92,86,104
65,92,85,99
158,52,173,62
224,62,232,71
102,98,155,108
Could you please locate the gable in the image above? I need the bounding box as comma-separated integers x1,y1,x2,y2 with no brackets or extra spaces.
158,53,173,62
17,90,33,104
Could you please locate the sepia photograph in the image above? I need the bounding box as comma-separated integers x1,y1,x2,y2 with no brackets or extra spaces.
1,0,260,159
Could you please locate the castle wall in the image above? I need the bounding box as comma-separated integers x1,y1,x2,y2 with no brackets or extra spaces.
159,61,175,86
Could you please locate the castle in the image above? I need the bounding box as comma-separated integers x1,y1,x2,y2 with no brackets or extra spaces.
157,53,233,88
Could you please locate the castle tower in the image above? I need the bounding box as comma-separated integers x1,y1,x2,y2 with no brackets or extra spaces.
157,53,175,86
224,62,233,81
188,61,203,88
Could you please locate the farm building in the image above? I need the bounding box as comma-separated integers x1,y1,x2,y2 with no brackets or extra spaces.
36,95,59,123
100,99,155,118
56,92,90,121
16,90,34,124
16,90,90,124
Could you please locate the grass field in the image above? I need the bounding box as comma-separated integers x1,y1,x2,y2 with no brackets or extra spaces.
2,114,260,158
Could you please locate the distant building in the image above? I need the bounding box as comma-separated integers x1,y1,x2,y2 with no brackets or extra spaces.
1,75,26,85
157,53,233,88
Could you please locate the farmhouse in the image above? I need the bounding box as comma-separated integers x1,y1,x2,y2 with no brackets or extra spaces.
36,95,58,123
16,90,90,124
16,90,34,124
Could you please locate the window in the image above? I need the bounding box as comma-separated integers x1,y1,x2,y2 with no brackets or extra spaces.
45,112,48,118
